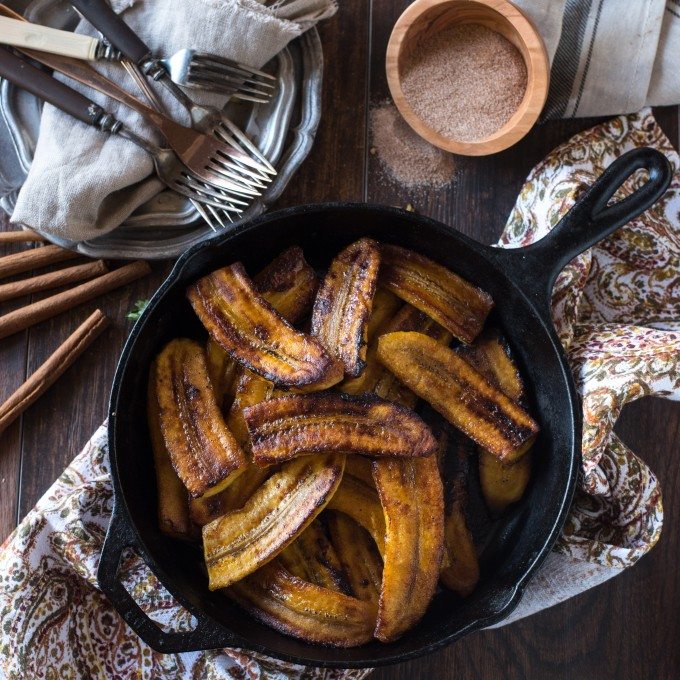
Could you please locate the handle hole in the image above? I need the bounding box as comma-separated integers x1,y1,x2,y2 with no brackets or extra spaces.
606,167,650,206
117,546,198,633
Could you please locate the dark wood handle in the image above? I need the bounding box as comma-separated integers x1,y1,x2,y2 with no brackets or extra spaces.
0,45,104,126
70,0,150,64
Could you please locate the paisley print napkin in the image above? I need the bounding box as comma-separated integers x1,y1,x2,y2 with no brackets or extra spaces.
0,108,678,676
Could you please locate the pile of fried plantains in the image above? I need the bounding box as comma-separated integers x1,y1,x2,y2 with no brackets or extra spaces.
147,238,539,647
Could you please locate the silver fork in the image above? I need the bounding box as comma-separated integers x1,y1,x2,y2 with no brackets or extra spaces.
123,58,239,230
157,49,276,104
0,11,275,103
70,0,277,177
0,46,245,219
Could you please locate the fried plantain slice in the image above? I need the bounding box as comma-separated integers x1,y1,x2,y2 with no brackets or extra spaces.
205,338,239,411
253,245,318,325
437,432,480,597
377,332,539,462
327,474,386,556
456,328,525,404
279,519,350,593
440,499,479,597
479,445,532,515
327,511,382,608
344,454,375,487
342,300,451,405
372,454,444,642
203,454,344,589
147,375,194,540
226,368,275,445
152,339,246,499
458,329,533,513
245,392,437,466
190,460,279,527
187,262,342,389
228,560,375,647
379,244,493,343
311,238,381,378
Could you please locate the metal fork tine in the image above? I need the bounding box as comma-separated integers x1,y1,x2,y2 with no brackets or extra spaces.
192,55,276,82
180,173,251,206
202,159,265,193
186,74,274,101
205,159,267,189
193,200,219,232
214,120,276,176
207,204,232,228
172,179,244,210
188,64,276,90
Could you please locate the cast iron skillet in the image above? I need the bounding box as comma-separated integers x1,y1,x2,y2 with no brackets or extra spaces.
99,148,671,667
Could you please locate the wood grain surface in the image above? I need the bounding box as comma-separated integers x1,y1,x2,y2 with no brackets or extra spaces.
0,1,678,677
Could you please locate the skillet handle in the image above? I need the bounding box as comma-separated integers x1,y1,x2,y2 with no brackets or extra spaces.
98,505,235,653
499,147,672,311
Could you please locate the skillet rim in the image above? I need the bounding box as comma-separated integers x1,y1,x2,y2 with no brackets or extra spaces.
105,202,581,666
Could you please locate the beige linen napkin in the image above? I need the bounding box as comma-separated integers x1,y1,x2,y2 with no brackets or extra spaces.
0,109,677,678
515,0,680,118
10,0,336,243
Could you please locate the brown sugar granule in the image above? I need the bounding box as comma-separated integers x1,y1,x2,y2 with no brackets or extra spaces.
401,24,527,142
370,102,456,188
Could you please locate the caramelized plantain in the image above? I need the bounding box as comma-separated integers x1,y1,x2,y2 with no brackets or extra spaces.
311,238,381,377
478,446,532,515
373,305,452,407
379,244,493,343
279,519,350,592
190,461,277,527
344,454,376,487
372,455,444,642
245,392,437,466
147,375,193,539
364,288,403,339
342,300,451,405
437,432,480,597
203,454,344,589
253,245,318,325
458,329,533,513
226,368,274,445
228,560,375,647
205,338,239,411
440,500,479,597
187,262,342,389
456,328,526,404
327,473,386,556
152,339,246,498
377,332,538,462
327,511,382,608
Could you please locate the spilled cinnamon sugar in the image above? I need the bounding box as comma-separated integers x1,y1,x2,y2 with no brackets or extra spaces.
401,24,527,142
370,102,456,188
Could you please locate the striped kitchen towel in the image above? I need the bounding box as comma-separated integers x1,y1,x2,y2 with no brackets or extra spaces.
515,0,680,118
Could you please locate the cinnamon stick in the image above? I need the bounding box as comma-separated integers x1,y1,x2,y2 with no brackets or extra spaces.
0,260,151,340
0,260,108,303
0,309,109,435
0,244,79,279
0,230,45,243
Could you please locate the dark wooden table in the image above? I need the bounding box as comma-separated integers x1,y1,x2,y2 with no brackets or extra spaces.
1,2,678,678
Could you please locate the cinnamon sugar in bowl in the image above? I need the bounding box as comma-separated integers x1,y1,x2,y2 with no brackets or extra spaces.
386,0,549,156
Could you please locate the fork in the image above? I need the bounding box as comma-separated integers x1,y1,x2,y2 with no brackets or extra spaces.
0,46,245,218
69,0,277,176
123,46,243,230
0,13,275,103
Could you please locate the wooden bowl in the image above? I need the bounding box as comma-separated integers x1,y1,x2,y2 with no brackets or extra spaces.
386,0,550,156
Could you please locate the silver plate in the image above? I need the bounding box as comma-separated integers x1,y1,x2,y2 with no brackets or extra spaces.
0,0,323,259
